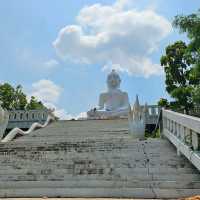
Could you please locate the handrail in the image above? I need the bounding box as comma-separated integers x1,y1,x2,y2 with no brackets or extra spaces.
163,109,200,134
1,112,56,143
8,110,48,122
162,109,200,171
7,110,49,129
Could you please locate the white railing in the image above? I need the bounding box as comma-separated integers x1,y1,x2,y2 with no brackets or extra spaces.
7,110,49,129
2,112,56,143
8,110,48,121
143,105,161,125
162,109,200,171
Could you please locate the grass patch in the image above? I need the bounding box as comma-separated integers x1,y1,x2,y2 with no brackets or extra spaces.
145,128,161,138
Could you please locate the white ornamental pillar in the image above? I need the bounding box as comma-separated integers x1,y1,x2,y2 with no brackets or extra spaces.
0,101,9,139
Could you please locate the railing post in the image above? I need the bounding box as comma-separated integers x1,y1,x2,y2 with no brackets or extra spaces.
171,120,174,133
174,122,177,136
177,124,181,138
173,121,176,135
151,107,156,115
167,119,170,130
192,131,199,151
177,149,181,157
180,126,185,142
159,110,163,138
185,128,192,146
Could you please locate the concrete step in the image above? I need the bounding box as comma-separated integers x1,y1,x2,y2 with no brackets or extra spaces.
0,142,174,149
0,153,194,169
0,166,198,176
1,180,200,189
1,120,200,198
0,172,200,182
1,187,200,198
0,151,184,159
0,139,174,151
0,164,194,172
1,138,171,145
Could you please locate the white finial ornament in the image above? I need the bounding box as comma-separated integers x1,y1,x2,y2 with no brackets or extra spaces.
129,95,145,139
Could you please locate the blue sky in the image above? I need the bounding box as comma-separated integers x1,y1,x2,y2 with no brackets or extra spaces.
0,0,199,118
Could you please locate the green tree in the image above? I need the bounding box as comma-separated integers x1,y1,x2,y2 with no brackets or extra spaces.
13,85,28,110
0,83,15,110
0,83,28,110
157,98,169,108
160,9,200,112
192,86,200,106
160,41,194,113
173,10,200,106
173,10,200,84
173,10,200,57
0,83,46,110
26,96,46,110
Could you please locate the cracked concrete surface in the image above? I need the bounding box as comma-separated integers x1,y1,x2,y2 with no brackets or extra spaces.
0,120,200,198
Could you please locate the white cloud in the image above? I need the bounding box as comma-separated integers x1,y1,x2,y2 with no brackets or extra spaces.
44,102,73,120
43,59,59,70
29,79,69,120
29,79,88,120
31,80,62,103
45,102,87,120
75,112,87,120
16,48,59,72
55,109,74,120
114,0,133,10
53,0,172,77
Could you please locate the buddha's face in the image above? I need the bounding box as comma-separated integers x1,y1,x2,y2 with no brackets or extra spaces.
107,70,121,90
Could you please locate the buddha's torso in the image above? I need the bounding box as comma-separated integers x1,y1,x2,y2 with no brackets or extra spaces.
99,90,128,111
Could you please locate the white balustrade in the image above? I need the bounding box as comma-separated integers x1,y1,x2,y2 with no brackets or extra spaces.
162,109,200,171
1,111,56,143
141,105,161,125
7,110,49,129
8,110,48,121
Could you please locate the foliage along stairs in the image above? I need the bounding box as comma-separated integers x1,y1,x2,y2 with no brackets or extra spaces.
0,119,200,198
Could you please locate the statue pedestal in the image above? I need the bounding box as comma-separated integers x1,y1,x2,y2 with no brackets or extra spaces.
87,109,128,120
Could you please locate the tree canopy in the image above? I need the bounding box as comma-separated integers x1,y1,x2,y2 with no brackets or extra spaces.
26,96,46,110
0,83,46,111
160,9,200,112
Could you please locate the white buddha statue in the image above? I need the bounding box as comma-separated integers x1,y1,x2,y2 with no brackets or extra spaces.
87,70,130,119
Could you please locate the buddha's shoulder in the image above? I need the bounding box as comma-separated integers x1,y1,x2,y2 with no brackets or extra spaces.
121,91,128,95
99,92,109,98
120,91,128,97
100,90,128,97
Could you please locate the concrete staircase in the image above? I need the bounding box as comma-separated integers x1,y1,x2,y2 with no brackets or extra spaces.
1,119,200,198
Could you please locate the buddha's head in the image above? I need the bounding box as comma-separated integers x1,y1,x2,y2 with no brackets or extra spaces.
107,69,121,90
